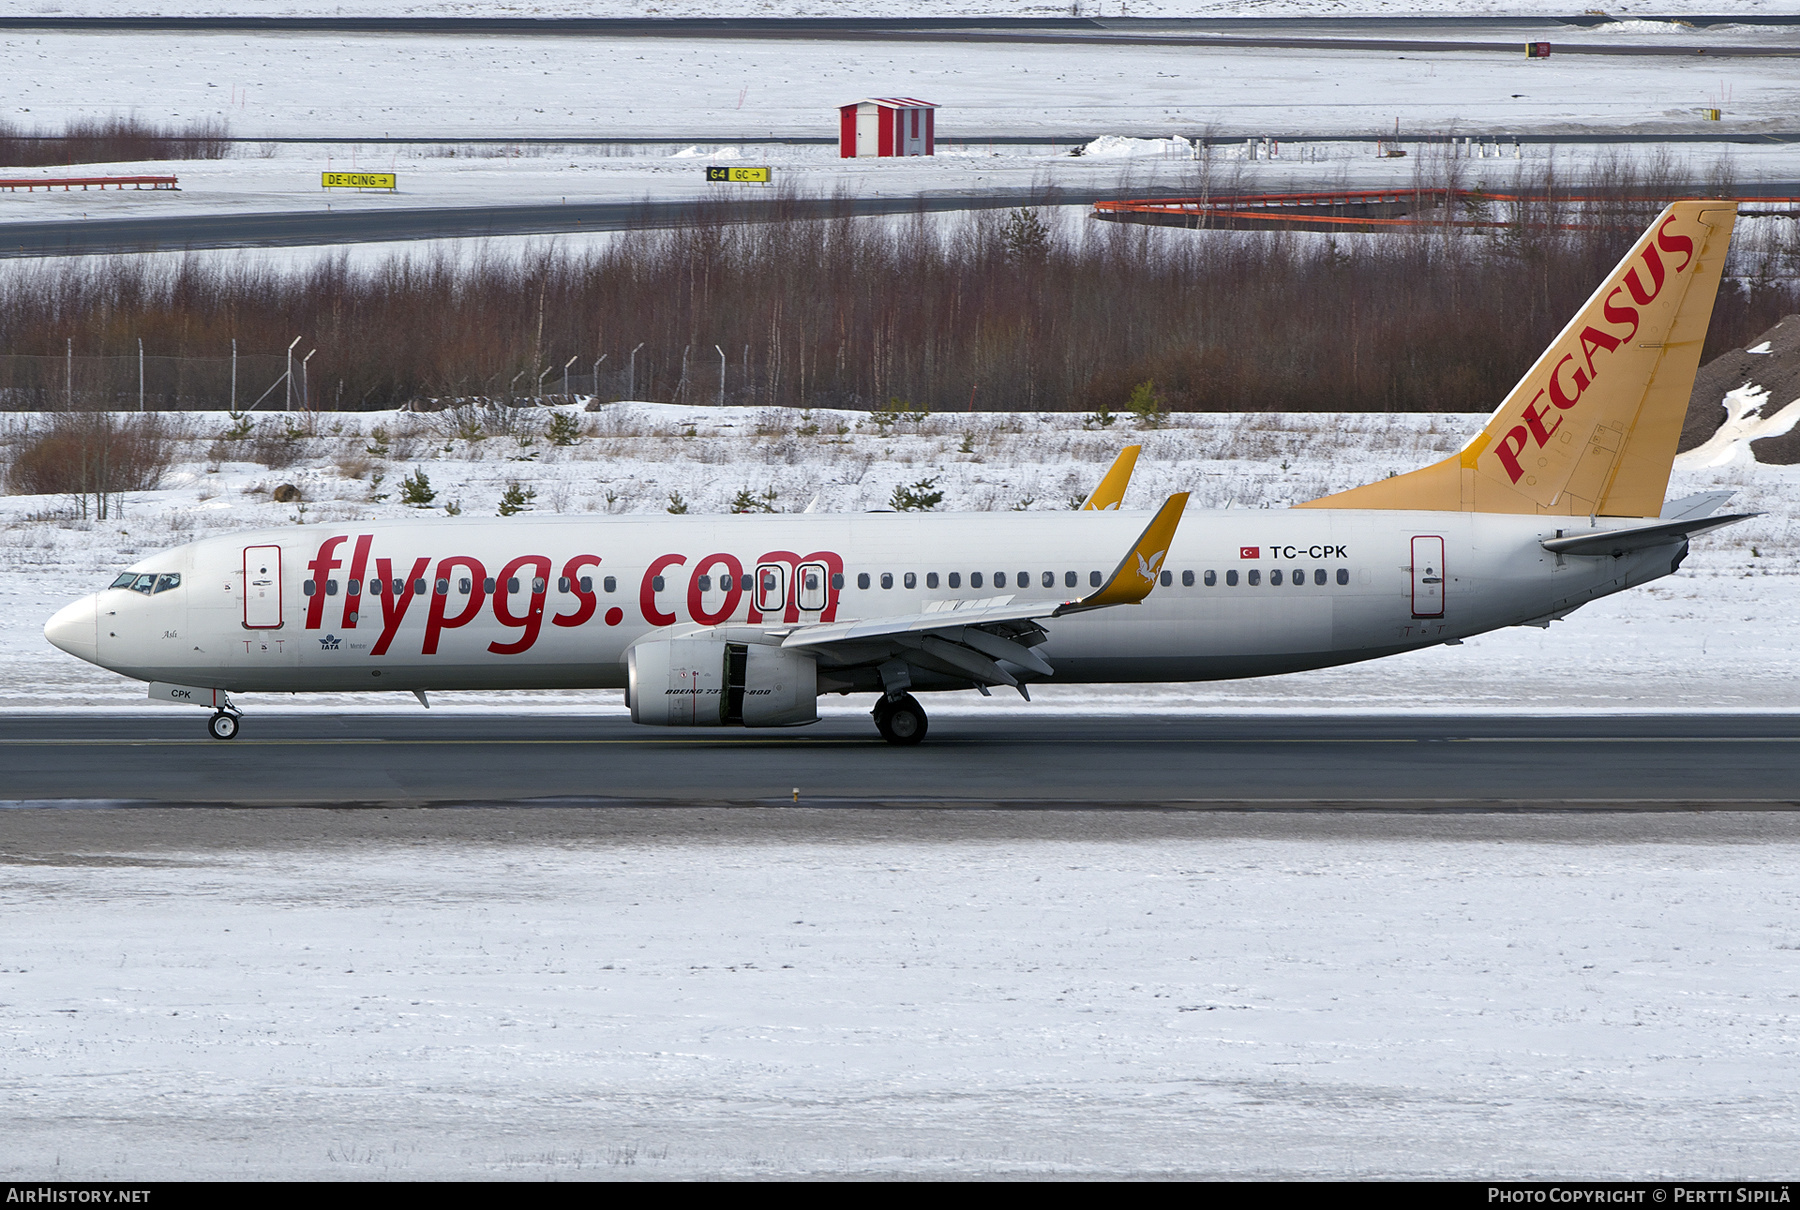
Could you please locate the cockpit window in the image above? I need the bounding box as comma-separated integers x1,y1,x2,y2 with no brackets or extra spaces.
110,573,137,590
153,573,181,594
130,573,156,595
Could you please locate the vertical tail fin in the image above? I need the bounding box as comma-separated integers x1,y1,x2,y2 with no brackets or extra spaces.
1299,201,1738,517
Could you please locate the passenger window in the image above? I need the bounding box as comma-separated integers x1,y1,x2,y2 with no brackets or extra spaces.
697,575,712,592
558,577,570,593
948,572,961,589
1089,571,1102,588
718,574,733,591
1204,570,1216,586
414,579,427,595
1248,569,1261,586
857,572,871,590
1182,570,1195,587
1064,571,1077,588
1160,570,1172,587
993,572,1006,588
1293,569,1304,587
507,577,520,593
603,576,617,594
532,577,546,594
1270,569,1284,586
881,573,893,589
327,579,341,596
110,573,137,589
1017,571,1029,587
1042,571,1054,588
651,576,665,592
831,573,844,590
435,579,449,596
459,578,472,594
904,572,917,589
153,573,181,594
1314,568,1327,586
1225,570,1238,587
970,572,983,589
1336,568,1349,586
483,577,496,594
580,576,593,593
347,579,361,596
926,572,939,589
302,580,316,597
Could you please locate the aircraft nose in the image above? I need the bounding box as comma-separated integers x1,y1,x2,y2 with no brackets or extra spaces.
45,595,100,666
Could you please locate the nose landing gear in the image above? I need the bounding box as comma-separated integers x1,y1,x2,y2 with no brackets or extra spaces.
872,693,928,745
207,709,242,740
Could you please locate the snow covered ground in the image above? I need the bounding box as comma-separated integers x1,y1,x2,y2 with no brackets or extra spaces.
4,808,1798,1180
5,23,1795,149
3,402,1796,715
9,1,1800,23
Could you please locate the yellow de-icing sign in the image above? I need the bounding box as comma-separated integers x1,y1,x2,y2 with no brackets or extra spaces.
321,171,397,191
706,166,771,183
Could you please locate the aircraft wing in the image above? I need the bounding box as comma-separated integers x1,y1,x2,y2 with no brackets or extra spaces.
1541,513,1757,557
780,492,1189,692
1080,445,1142,511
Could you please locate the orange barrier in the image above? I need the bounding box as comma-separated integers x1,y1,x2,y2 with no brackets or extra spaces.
0,175,178,192
1093,189,1800,231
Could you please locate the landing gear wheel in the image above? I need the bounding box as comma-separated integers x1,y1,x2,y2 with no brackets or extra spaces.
873,694,928,746
207,711,241,741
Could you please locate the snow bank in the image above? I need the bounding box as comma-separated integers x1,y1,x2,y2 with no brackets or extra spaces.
1079,135,1193,159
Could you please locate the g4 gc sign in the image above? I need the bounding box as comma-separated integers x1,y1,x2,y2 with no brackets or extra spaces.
706,166,772,183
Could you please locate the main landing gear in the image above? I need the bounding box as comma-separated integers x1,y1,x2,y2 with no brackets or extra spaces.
207,708,242,740
872,693,928,746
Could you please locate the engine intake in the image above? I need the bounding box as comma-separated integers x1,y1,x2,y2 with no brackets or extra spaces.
627,638,817,727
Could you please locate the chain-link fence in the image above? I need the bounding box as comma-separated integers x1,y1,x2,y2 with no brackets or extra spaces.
0,354,300,412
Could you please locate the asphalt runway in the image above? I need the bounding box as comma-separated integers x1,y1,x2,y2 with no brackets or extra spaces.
0,190,1120,259
3,711,1797,809
10,179,1799,259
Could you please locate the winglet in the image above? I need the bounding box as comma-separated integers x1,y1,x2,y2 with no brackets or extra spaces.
1056,492,1189,616
1080,446,1142,511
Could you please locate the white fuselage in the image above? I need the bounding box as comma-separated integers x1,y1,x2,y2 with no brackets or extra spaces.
47,507,1683,699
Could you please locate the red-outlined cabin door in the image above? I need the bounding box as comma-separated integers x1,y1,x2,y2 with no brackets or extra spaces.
796,561,828,612
1410,535,1445,618
243,544,283,628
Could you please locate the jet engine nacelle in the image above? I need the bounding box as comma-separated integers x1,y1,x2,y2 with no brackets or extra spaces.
627,637,818,727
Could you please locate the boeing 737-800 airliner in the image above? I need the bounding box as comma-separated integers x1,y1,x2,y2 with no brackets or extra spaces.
45,201,1753,743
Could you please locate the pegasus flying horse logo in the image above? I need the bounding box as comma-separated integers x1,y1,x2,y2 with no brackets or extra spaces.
1135,548,1167,584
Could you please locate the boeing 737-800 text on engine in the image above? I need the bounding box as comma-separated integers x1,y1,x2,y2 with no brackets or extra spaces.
45,202,1753,743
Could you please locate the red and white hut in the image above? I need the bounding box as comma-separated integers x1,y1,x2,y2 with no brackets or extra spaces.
838,98,937,159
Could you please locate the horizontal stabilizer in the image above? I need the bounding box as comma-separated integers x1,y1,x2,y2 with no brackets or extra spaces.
1541,513,1755,557
1659,490,1737,522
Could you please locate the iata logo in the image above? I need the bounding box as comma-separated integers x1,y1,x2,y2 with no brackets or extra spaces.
318,634,341,651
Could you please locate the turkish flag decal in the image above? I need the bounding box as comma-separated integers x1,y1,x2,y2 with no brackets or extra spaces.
1239,546,1259,559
